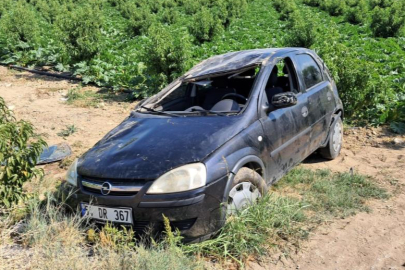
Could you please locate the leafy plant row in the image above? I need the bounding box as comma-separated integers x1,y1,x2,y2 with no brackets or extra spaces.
0,0,248,97
269,0,405,125
0,0,404,125
302,0,405,38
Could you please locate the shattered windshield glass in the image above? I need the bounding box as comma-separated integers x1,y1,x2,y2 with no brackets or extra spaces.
137,66,261,116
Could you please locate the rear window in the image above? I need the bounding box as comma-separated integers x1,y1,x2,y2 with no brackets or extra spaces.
296,54,323,89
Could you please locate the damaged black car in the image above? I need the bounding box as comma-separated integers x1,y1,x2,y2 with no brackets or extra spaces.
65,48,344,242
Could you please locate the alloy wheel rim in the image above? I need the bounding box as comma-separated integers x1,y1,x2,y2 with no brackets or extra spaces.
332,121,342,152
227,182,261,215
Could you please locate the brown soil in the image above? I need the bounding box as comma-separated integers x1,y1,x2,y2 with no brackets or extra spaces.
1,67,405,270
0,66,136,180
251,126,405,269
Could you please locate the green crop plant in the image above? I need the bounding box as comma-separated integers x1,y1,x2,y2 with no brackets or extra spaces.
0,0,404,125
345,0,369,24
285,10,318,48
143,23,192,86
320,0,348,16
0,1,43,50
303,0,321,7
370,1,405,37
189,8,224,42
55,2,104,61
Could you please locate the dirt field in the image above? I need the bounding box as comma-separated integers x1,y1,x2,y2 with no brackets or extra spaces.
1,66,405,270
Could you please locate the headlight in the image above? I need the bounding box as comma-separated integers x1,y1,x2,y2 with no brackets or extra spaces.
66,159,78,187
146,163,206,194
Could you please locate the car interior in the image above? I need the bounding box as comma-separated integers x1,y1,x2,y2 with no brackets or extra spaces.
141,67,261,114
264,57,299,104
139,58,299,115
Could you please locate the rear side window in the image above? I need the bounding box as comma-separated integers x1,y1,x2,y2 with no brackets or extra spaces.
295,54,323,89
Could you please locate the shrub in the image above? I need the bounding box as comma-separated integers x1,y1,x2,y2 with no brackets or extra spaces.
0,0,13,17
0,1,43,50
320,0,347,16
285,10,318,48
314,37,378,120
159,8,180,25
369,0,394,8
303,0,321,7
143,23,192,84
55,2,104,60
272,0,284,12
279,1,298,21
128,3,154,35
0,97,46,207
224,0,248,20
345,0,369,24
370,2,405,38
189,7,224,42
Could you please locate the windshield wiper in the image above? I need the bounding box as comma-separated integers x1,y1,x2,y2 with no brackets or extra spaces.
189,108,228,116
139,106,181,117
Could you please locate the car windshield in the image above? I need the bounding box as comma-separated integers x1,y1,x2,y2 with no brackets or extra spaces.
137,66,261,116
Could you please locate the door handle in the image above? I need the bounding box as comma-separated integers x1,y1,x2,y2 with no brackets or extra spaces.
301,106,308,117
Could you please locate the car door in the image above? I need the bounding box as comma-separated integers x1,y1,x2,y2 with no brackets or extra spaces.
291,53,336,153
259,56,311,183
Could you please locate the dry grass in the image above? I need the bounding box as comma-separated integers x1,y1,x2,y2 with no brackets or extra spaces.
0,167,389,269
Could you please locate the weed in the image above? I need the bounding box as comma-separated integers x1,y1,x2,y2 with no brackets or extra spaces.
185,195,307,265
66,87,103,107
57,125,77,138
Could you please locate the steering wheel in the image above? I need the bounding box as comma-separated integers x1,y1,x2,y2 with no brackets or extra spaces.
221,93,248,104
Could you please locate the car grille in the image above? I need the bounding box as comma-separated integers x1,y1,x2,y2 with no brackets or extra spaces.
80,176,148,196
134,218,197,233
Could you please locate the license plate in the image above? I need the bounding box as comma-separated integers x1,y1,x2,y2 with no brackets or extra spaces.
81,203,133,224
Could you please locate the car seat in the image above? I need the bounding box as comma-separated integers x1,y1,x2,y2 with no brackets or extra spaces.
277,65,290,92
265,66,284,102
201,79,236,110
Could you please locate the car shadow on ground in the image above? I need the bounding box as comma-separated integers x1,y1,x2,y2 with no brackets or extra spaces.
302,151,327,164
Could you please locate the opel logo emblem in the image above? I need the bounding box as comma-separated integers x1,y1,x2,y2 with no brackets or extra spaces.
101,182,112,195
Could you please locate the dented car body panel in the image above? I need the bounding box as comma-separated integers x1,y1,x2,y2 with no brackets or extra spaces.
69,48,343,241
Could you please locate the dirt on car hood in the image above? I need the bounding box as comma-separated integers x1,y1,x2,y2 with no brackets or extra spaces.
77,113,246,180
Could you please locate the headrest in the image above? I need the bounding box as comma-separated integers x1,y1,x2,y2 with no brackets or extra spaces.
268,66,278,88
211,99,240,112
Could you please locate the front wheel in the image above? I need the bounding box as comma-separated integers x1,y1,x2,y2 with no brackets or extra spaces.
226,167,268,215
319,115,343,160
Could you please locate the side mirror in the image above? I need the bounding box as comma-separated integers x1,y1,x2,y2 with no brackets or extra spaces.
271,92,298,108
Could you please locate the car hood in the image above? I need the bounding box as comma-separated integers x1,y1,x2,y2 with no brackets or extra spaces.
78,113,246,180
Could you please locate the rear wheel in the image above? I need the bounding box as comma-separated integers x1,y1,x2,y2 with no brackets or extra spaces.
319,115,343,160
226,167,268,215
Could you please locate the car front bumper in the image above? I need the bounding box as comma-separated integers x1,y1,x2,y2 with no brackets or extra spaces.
62,175,228,241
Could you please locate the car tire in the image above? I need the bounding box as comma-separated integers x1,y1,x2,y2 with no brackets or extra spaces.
226,167,268,215
319,115,343,160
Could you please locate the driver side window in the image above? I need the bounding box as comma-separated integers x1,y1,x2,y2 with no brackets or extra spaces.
264,57,299,103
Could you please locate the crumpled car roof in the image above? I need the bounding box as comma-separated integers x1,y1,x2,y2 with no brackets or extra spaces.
144,48,297,105
184,48,280,79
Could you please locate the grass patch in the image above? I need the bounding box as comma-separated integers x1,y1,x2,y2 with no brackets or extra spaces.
274,167,389,220
185,195,307,265
66,87,103,108
0,168,389,268
57,124,77,138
